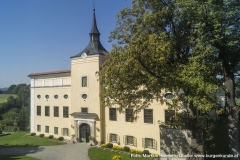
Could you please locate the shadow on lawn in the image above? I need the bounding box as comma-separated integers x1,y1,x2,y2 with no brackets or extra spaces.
0,145,44,156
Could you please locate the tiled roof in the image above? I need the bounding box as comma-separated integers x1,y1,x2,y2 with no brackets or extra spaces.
28,70,71,77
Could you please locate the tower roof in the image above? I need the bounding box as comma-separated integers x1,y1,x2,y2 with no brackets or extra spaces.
89,9,100,35
71,9,108,58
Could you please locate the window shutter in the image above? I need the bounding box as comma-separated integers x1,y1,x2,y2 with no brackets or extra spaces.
134,137,137,147
61,128,63,136
123,135,126,145
153,139,157,150
142,138,145,148
117,135,120,143
68,128,70,136
107,133,110,142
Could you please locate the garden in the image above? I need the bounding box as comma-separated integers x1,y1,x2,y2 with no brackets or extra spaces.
0,132,66,159
88,143,160,160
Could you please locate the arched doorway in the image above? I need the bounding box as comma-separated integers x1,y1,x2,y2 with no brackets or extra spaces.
79,123,90,142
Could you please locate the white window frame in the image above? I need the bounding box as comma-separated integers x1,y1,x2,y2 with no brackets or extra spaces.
37,125,41,132
143,108,154,124
54,94,59,99
81,93,88,100
45,126,49,133
54,127,58,135
81,76,88,87
109,108,117,121
63,94,69,100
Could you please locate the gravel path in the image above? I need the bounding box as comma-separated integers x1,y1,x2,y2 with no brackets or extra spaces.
0,143,90,160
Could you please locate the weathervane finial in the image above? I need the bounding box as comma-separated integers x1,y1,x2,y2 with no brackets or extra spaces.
93,1,95,12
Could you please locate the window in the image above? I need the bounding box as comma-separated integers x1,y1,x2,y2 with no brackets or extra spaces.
63,106,69,118
54,127,58,135
54,94,58,99
164,92,174,100
54,106,59,117
109,108,117,121
62,128,69,136
37,106,41,116
63,94,68,99
45,106,50,116
123,135,137,146
110,134,117,142
127,136,134,145
45,126,49,133
82,76,87,87
125,109,133,122
81,107,88,113
45,94,49,99
81,93,88,100
165,110,175,125
142,138,157,150
108,133,119,143
37,95,41,99
144,109,153,124
37,125,41,132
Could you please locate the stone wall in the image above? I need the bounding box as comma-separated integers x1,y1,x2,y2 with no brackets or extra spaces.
160,127,203,160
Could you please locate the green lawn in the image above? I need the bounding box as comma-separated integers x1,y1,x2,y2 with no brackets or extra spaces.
88,147,159,160
0,155,39,160
0,132,65,148
0,94,17,103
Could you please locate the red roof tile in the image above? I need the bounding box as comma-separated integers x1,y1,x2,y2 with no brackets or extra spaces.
28,70,71,77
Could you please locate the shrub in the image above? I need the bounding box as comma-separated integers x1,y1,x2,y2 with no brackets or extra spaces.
130,149,142,154
123,146,130,152
58,137,64,141
142,150,150,155
112,155,122,160
101,144,106,147
39,134,44,138
49,135,54,139
106,143,113,148
113,145,123,150
30,133,36,136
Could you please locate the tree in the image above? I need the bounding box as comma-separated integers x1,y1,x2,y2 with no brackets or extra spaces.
5,85,16,94
100,0,240,156
1,108,19,126
17,106,28,131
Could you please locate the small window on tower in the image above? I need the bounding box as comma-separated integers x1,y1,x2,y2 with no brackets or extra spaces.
82,76,87,87
81,107,88,113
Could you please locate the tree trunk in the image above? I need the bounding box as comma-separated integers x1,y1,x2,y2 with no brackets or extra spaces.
224,66,240,157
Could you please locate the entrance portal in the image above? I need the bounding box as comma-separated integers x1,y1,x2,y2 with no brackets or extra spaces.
79,123,90,142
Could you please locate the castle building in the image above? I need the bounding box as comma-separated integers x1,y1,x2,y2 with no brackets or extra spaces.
28,9,169,154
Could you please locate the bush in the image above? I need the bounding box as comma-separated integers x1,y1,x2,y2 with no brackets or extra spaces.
101,144,106,147
30,133,36,136
112,155,122,160
123,146,130,152
130,149,142,154
49,135,54,139
106,143,113,148
58,137,64,141
39,134,44,138
142,150,150,154
113,145,123,150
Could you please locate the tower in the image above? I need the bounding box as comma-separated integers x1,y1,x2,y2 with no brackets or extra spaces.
70,9,108,144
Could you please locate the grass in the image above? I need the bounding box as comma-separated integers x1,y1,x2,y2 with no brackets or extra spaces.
0,132,65,148
0,155,39,160
0,94,17,103
88,147,159,160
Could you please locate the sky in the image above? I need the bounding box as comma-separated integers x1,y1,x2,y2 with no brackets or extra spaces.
0,0,131,88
